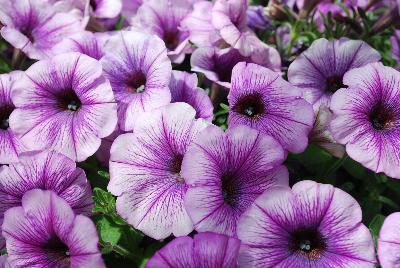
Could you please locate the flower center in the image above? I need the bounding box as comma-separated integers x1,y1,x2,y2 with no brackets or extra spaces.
20,26,35,43
43,236,71,267
163,31,180,50
217,67,232,83
233,93,264,119
57,90,81,112
221,173,239,207
290,228,326,260
125,71,147,93
170,154,184,182
0,105,13,130
369,102,397,131
90,0,97,10
325,75,345,93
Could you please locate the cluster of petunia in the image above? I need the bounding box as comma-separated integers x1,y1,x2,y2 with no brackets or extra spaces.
0,0,400,267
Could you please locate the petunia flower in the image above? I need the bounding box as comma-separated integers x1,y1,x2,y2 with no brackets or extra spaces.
238,180,376,267
89,0,122,19
130,0,193,63
146,232,240,267
101,31,171,131
2,189,104,267
47,0,90,26
182,124,288,236
95,127,125,167
181,1,223,48
288,38,381,110
211,0,281,70
169,71,213,121
247,5,271,31
9,52,118,162
108,103,209,240
391,30,400,69
0,0,84,60
228,62,314,153
121,0,143,20
330,62,400,179
0,256,9,268
0,151,93,249
191,47,258,89
54,31,103,60
378,212,400,267
309,105,345,158
0,72,25,164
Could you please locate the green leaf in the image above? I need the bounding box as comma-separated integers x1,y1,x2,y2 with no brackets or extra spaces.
92,187,116,215
219,103,229,110
98,170,110,180
96,216,122,246
378,195,400,210
369,214,386,246
114,16,125,30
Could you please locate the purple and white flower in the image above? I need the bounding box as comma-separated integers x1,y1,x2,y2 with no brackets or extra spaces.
131,0,193,63
391,30,400,69
170,71,213,121
191,47,252,89
101,31,171,131
228,62,314,153
2,189,104,267
238,180,376,267
0,72,25,164
212,0,281,70
378,212,400,268
146,232,240,267
89,0,122,19
288,38,381,109
0,150,93,249
181,1,222,48
54,31,103,60
9,52,117,162
0,0,84,60
108,103,209,240
182,124,288,236
309,105,345,158
330,62,400,179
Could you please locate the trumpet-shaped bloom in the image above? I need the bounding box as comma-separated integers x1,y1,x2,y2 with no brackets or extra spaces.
2,189,104,267
378,212,400,268
0,0,83,60
191,47,252,88
228,62,314,153
238,180,376,267
330,62,400,179
181,1,222,48
309,105,345,158
131,0,193,63
182,124,288,236
101,31,171,131
288,38,381,109
170,71,213,121
391,30,400,69
54,31,103,60
108,103,209,240
0,72,25,164
89,0,122,18
211,0,281,70
0,151,93,249
146,232,240,268
9,53,117,162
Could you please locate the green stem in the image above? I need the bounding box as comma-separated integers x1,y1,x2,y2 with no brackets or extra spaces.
322,155,348,178
99,241,139,262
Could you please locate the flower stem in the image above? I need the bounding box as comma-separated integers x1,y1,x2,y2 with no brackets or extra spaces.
322,154,348,178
